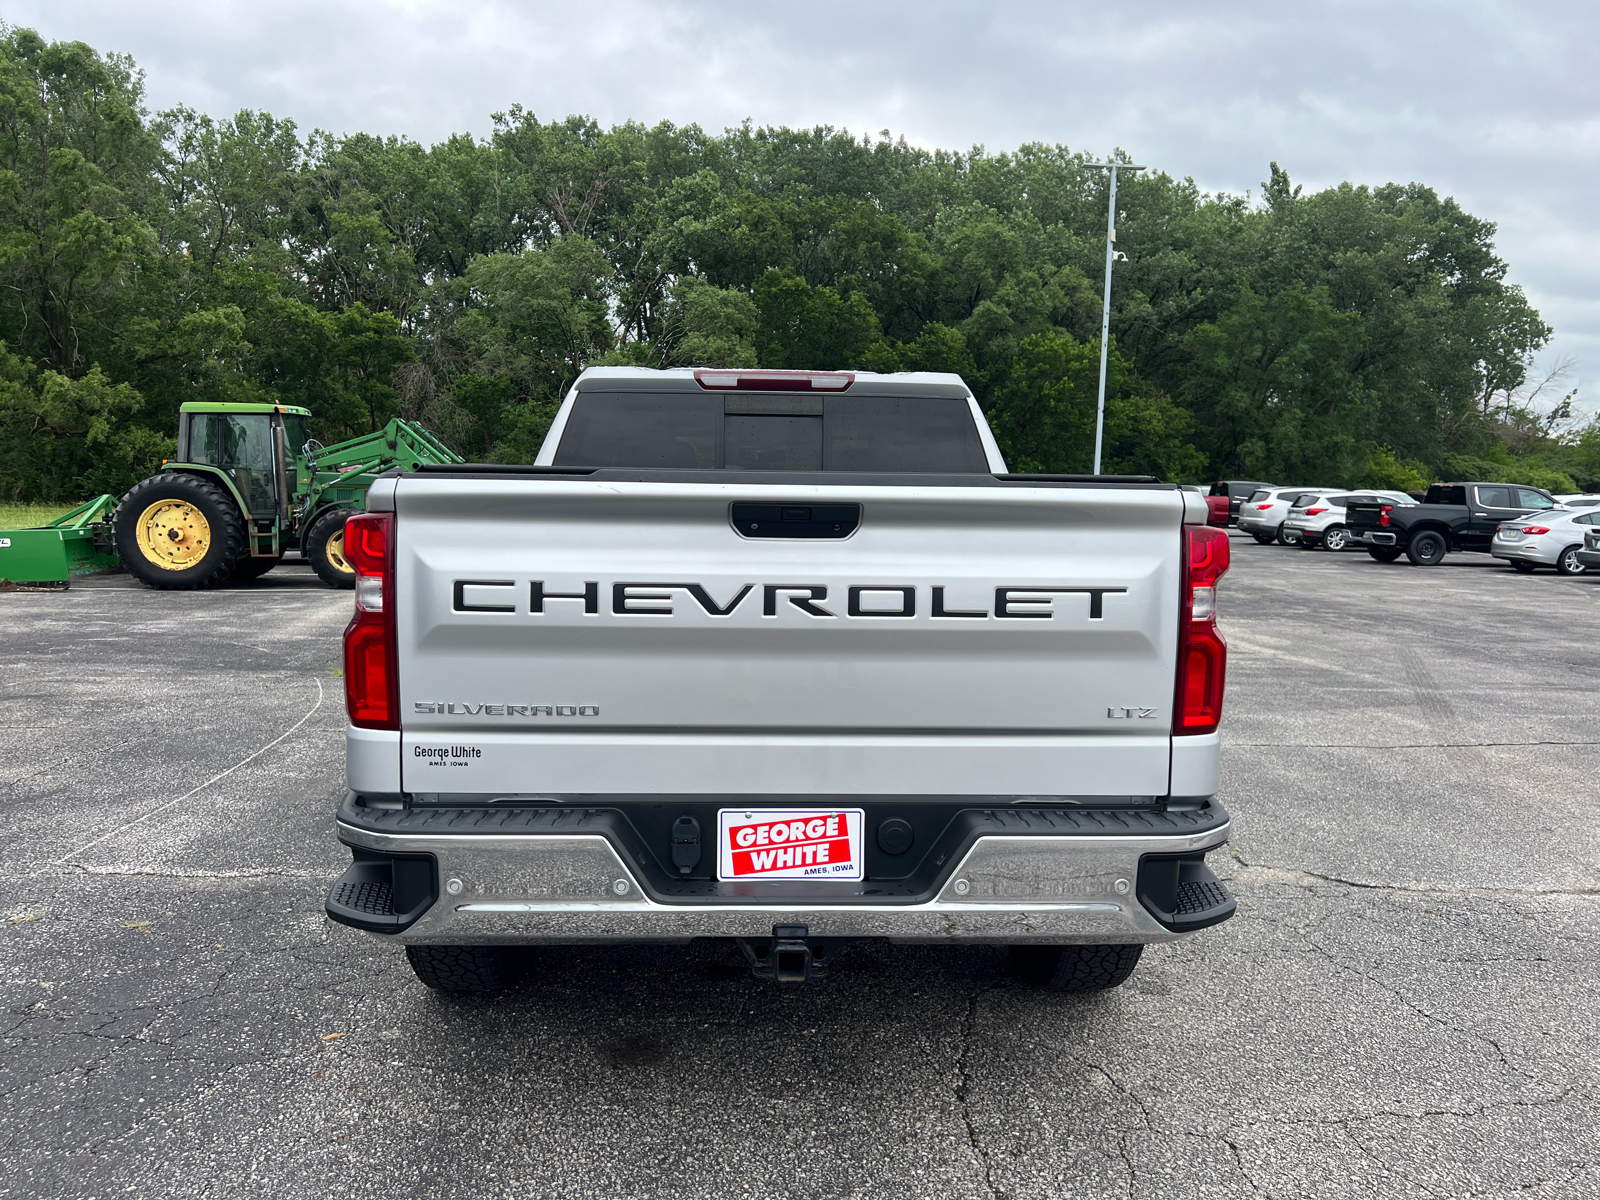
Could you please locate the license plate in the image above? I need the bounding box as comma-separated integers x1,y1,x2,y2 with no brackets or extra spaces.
717,809,864,881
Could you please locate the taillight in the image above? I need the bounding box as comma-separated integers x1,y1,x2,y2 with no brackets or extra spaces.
1521,526,1550,535
342,512,397,730
1378,505,1392,527
1304,507,1328,516
1255,503,1273,510
1175,525,1229,736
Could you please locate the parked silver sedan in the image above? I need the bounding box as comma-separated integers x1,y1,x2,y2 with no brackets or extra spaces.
1284,491,1417,551
1237,487,1337,545
1491,507,1600,574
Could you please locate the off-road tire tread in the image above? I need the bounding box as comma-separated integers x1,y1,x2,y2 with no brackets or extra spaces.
405,944,515,993
307,507,357,590
113,474,246,590
1009,943,1144,992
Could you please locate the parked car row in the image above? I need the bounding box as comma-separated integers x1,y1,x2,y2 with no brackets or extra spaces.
1206,478,1600,574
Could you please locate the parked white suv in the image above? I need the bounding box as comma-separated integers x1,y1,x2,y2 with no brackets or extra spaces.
1237,487,1336,545
1284,491,1417,551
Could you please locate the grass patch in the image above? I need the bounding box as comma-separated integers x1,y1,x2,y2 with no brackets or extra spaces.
0,503,81,528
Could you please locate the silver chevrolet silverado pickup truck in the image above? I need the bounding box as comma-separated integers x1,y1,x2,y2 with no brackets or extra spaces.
326,366,1235,993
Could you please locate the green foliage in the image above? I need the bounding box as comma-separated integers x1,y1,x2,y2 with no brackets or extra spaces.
0,28,1568,500
753,270,880,368
1354,447,1432,492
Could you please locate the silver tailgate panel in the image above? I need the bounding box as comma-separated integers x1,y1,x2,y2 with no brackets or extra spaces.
394,479,1182,796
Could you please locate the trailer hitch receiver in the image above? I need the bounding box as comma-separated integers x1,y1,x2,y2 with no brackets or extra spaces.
737,925,843,984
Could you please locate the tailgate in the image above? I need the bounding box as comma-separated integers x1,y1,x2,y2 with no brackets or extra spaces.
393,477,1185,797
1345,501,1384,535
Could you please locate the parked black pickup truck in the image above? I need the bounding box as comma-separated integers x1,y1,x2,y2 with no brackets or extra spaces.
1347,483,1558,565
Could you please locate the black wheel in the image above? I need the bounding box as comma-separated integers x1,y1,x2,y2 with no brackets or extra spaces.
1275,524,1297,545
1510,559,1537,574
1405,531,1447,566
1250,532,1275,545
1008,943,1144,992
1367,547,1403,563
1557,546,1587,576
231,555,279,581
113,474,246,590
1323,525,1350,551
404,945,523,994
306,507,357,589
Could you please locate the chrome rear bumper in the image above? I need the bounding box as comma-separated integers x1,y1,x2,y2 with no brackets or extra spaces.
334,808,1233,946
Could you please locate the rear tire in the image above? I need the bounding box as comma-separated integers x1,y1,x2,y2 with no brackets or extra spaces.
1367,547,1403,563
231,555,279,580
113,474,246,590
1405,531,1447,566
1510,559,1537,574
1557,545,1587,576
1276,524,1297,545
404,945,522,994
1323,525,1349,551
306,507,357,589
1008,943,1143,992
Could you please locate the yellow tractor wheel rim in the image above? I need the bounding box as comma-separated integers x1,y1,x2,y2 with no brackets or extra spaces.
325,527,354,575
135,500,213,570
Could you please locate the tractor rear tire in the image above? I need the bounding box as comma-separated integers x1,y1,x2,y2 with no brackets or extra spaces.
306,507,357,590
231,555,279,581
113,474,246,590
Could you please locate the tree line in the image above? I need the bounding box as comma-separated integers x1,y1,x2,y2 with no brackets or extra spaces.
2,26,1592,503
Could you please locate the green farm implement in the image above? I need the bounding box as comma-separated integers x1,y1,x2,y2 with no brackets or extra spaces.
0,404,462,590
0,496,120,587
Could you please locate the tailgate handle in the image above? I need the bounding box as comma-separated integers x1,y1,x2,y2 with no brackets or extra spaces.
731,502,860,539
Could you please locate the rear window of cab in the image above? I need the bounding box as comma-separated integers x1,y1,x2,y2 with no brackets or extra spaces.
553,392,990,472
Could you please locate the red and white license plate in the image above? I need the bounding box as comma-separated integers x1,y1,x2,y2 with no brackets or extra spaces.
717,809,864,881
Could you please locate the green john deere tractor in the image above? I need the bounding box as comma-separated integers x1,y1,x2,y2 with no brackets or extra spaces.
112,402,461,590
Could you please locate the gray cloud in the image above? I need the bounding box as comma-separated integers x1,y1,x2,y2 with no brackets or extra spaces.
8,0,1595,406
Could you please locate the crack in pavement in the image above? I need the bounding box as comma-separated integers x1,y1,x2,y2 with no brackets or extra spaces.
952,975,1005,1200
1228,848,1600,899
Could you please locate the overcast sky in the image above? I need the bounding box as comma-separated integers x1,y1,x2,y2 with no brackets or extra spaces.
9,0,1597,410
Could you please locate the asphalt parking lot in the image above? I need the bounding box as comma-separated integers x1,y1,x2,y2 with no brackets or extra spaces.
3,542,1597,1199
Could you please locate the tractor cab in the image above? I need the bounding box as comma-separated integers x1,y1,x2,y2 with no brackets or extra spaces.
173,403,312,555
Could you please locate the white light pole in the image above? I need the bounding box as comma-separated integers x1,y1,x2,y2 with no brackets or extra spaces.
1082,161,1144,475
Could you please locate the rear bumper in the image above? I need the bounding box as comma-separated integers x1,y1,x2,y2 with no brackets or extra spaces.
327,794,1235,946
1353,530,1397,545
1491,540,1553,564
1577,548,1600,568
